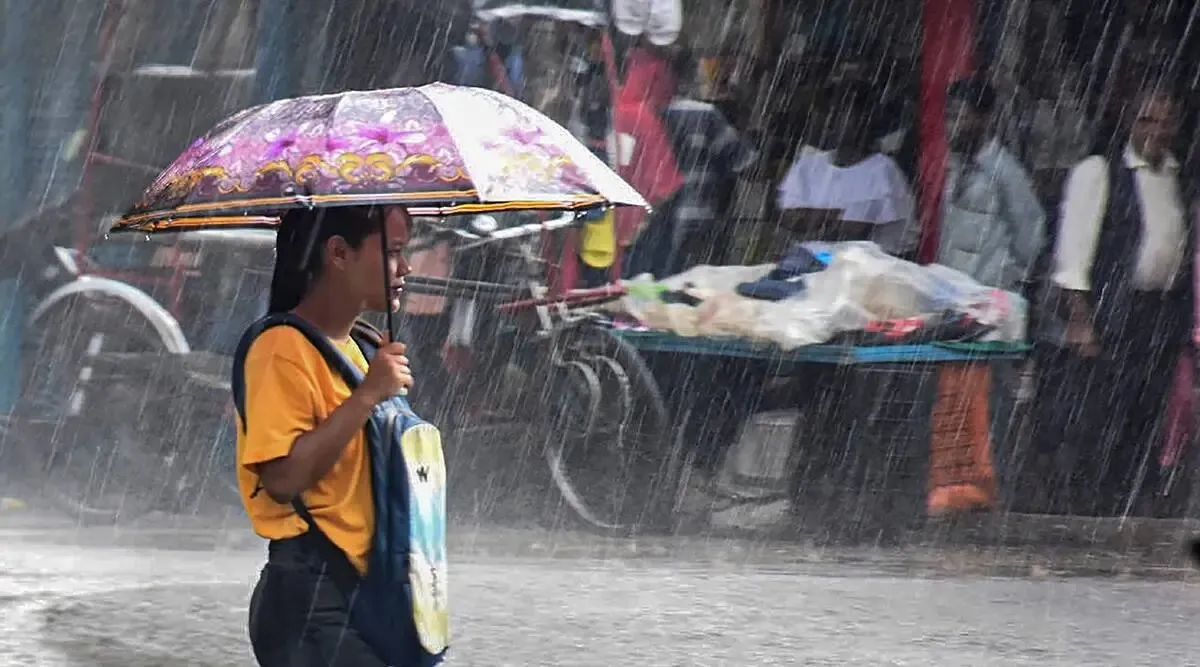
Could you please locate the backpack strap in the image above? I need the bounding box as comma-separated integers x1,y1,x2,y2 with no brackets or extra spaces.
350,318,384,362
229,313,374,592
231,313,287,432
231,313,369,432
290,496,363,591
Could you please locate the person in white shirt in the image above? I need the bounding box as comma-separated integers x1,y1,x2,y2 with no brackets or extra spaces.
611,0,682,49
937,78,1046,516
1043,82,1193,517
775,81,919,257
939,78,1046,293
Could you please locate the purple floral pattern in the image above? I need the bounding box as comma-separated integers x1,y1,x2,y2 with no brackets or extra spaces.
116,84,645,232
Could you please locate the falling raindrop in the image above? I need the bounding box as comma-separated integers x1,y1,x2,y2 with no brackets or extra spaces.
5,2,1200,664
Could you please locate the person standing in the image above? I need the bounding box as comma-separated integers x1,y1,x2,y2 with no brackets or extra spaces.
613,46,684,279
659,50,758,274
1046,81,1193,517
939,78,1046,292
775,80,919,258
925,77,1046,516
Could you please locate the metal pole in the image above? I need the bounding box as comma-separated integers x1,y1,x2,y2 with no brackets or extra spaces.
28,0,104,214
916,0,978,265
252,0,300,103
0,0,33,231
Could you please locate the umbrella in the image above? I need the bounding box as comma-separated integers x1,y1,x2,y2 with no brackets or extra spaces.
111,83,645,234
109,83,646,340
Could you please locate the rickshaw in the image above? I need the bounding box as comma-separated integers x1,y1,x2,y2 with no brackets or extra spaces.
396,211,676,533
1,56,270,521
2,3,674,534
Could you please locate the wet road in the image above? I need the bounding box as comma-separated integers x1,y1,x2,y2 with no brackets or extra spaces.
2,524,1200,666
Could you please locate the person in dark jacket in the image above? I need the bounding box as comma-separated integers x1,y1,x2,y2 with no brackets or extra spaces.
659,49,758,273
1041,80,1193,517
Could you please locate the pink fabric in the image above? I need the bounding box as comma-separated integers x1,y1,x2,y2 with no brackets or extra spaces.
120,84,645,231
1161,353,1193,467
1160,207,1200,467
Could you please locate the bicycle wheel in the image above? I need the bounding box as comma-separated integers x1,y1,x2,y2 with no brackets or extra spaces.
538,324,675,535
12,292,174,523
170,387,244,516
196,412,242,509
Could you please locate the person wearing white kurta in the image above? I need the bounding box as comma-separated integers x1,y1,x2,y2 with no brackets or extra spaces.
1054,146,1186,295
1041,87,1193,518
775,82,919,257
776,149,918,256
611,0,682,47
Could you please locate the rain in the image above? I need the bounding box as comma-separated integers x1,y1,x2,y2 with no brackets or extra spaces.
2,0,1200,664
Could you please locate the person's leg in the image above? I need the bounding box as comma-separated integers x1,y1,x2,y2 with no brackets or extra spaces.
578,263,611,288
1024,346,1069,512
1124,366,1178,516
1036,347,1109,515
989,359,1024,508
296,574,386,666
651,196,685,279
622,215,666,279
1091,297,1180,516
1089,336,1148,516
1119,298,1190,516
621,195,682,280
620,227,650,279
661,219,687,278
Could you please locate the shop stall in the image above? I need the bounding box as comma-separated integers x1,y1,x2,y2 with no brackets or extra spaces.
534,0,1037,535
586,241,1028,532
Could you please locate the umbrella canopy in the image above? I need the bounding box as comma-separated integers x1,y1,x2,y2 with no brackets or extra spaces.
473,0,607,26
112,83,645,233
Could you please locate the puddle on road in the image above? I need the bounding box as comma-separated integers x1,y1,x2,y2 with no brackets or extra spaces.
40,584,248,667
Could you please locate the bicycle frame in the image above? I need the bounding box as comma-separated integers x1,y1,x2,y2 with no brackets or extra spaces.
54,2,233,330
406,213,626,337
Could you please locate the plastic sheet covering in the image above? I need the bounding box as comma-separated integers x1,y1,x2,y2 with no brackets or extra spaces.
622,265,773,339
621,243,1027,350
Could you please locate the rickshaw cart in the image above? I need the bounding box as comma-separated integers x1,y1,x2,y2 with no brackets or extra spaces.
614,331,1027,536
4,2,673,532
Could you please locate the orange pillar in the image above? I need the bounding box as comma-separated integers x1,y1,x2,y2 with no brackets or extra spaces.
917,0,977,264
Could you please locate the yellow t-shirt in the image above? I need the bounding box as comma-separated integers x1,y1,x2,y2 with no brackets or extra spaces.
237,326,374,574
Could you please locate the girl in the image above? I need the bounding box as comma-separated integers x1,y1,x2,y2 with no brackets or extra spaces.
240,205,414,666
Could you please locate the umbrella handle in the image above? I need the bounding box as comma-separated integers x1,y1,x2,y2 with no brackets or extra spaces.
379,214,398,342
378,213,408,397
